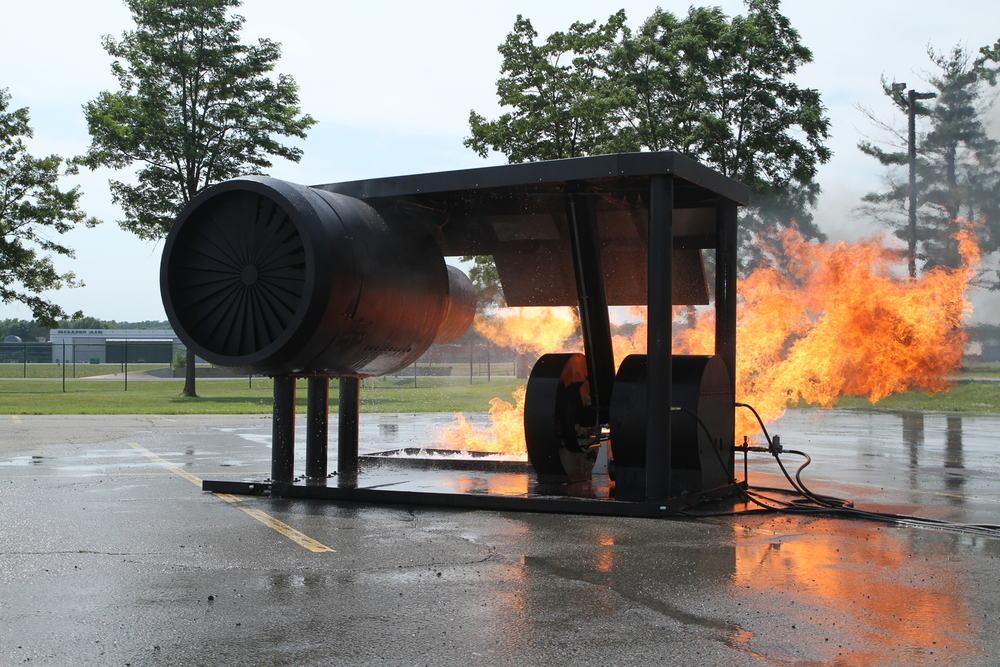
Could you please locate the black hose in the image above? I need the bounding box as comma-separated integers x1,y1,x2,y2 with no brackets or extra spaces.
675,402,1000,538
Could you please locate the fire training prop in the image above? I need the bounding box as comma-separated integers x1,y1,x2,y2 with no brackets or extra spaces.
160,152,750,513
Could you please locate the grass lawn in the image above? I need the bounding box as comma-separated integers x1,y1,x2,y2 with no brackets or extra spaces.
0,376,527,415
832,380,1000,412
0,363,167,379
1,364,998,415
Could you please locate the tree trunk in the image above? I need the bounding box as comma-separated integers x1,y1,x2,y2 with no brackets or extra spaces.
181,350,198,397
515,352,529,379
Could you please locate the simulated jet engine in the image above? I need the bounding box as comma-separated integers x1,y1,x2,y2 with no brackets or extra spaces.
161,176,475,377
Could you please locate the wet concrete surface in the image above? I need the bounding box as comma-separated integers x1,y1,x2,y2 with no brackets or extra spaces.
1,409,999,666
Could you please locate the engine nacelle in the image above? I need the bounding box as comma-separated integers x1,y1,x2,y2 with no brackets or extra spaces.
160,176,474,376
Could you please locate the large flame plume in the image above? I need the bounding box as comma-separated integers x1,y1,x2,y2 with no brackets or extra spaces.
676,225,980,437
436,224,980,453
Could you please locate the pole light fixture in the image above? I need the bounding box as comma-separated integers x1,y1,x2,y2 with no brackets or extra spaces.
894,83,937,279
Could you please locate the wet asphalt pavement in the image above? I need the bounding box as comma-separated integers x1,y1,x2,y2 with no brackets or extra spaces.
2,409,999,666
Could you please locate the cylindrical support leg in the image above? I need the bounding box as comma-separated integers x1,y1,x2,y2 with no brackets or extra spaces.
271,375,297,492
338,376,360,485
305,376,330,482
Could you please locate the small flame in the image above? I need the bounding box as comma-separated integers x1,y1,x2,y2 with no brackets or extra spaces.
435,307,580,456
433,386,528,458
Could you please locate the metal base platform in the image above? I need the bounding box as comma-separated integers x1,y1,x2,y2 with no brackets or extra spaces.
202,450,746,518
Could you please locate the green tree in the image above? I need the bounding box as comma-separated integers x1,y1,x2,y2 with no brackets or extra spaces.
613,3,830,203
678,1,831,270
114,319,172,329
58,316,113,330
465,12,626,163
980,38,1000,83
80,0,316,395
858,46,999,276
1,89,96,326
601,8,688,154
0,319,49,342
465,1,831,277
459,255,506,311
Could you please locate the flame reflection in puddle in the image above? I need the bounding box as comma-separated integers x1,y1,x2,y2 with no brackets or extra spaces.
730,516,982,663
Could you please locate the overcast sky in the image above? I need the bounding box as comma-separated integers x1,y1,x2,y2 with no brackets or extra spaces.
2,0,999,324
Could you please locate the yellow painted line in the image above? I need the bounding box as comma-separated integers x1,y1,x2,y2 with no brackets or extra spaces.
12,415,22,424
127,442,202,486
126,442,335,553
233,506,336,552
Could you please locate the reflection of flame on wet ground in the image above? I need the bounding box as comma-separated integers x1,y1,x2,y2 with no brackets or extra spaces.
731,516,981,662
451,474,529,496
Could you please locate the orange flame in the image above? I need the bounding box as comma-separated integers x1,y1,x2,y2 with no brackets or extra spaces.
433,386,529,458
474,306,581,357
437,224,980,452
434,307,579,456
677,224,980,437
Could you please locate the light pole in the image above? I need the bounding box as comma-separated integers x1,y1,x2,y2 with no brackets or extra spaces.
893,82,937,279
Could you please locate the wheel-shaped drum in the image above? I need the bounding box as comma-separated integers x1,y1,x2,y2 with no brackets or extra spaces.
609,354,734,498
523,353,601,482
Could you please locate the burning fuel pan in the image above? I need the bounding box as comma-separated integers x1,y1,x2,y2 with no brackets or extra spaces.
360,448,530,474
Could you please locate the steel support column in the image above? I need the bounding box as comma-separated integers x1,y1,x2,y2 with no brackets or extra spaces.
564,181,615,422
271,375,297,492
715,201,739,478
715,202,738,399
338,376,360,485
305,376,330,482
645,175,674,499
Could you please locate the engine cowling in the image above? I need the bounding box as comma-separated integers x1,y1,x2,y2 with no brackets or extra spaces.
161,176,474,376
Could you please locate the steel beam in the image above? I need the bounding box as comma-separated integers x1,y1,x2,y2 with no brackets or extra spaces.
564,181,616,422
645,175,674,499
715,202,738,399
338,376,361,485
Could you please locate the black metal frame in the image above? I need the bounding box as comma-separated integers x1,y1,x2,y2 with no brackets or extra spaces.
201,152,748,515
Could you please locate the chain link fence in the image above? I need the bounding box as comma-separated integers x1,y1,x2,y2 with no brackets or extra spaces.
0,341,516,388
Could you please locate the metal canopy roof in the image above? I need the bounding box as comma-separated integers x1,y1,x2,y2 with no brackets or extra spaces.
314,152,749,307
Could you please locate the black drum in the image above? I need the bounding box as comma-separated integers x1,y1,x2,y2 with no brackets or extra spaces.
609,354,734,497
